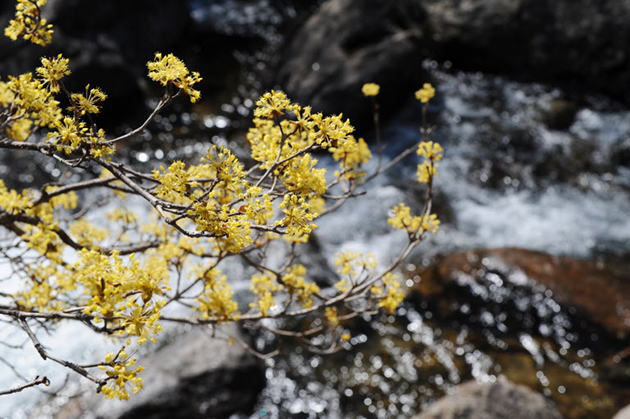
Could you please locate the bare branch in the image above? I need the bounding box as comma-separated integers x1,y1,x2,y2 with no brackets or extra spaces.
0,376,50,396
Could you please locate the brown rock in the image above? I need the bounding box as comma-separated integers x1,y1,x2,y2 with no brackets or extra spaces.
416,248,630,340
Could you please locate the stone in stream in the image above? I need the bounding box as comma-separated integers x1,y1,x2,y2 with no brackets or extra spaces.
276,0,429,130
38,323,265,419
412,247,630,340
410,379,564,419
277,0,630,131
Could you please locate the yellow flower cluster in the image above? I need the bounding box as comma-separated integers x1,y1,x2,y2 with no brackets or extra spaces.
194,268,239,324
277,194,317,243
250,264,319,316
281,264,320,308
330,136,372,181
415,83,436,103
280,154,327,197
15,265,71,313
371,272,405,314
0,180,31,214
388,203,440,235
4,0,53,46
0,52,114,157
361,83,380,97
334,251,377,277
75,249,169,345
325,306,339,327
1,72,62,132
147,53,202,103
250,272,278,316
416,141,443,183
69,85,107,115
99,351,144,400
36,54,70,93
153,161,198,202
248,90,363,169
202,145,247,202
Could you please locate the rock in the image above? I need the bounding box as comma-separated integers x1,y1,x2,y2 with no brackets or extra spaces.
413,248,630,340
0,0,191,128
46,324,266,419
613,405,630,419
276,0,630,124
411,379,564,419
421,0,630,102
535,99,579,131
276,0,430,131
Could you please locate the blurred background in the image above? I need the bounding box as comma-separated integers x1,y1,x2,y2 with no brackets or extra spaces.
0,1,629,418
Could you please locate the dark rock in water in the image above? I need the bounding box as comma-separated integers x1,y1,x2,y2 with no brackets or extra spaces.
46,324,265,419
43,0,190,65
423,0,630,103
410,380,564,419
276,0,430,131
534,99,580,131
0,0,190,128
414,248,630,341
277,0,630,128
612,139,630,168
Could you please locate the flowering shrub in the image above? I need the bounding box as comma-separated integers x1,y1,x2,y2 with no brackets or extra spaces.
0,0,441,401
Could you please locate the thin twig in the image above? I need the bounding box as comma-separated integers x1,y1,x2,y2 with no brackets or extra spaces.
0,376,50,396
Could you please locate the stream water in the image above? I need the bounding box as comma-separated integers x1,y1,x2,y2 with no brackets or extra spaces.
1,2,630,418
235,66,630,419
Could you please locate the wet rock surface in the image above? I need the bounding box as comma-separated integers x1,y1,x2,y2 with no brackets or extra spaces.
276,0,428,130
277,0,630,129
411,379,564,419
414,248,630,340
44,324,265,419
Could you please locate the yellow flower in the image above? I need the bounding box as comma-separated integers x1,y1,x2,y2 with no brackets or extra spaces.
376,273,405,314
36,54,71,93
5,0,54,46
415,83,435,103
69,85,107,115
253,90,297,119
417,141,443,160
361,83,380,97
48,116,88,153
325,307,339,327
147,53,202,103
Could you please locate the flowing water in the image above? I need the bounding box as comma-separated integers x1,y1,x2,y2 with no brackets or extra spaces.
1,3,630,418
234,65,630,419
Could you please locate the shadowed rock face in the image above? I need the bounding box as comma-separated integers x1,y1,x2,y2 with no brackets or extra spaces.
277,0,630,130
47,324,266,419
411,380,564,419
0,0,191,129
276,0,430,130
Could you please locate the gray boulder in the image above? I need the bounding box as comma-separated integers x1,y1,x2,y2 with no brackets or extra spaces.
613,405,630,419
411,380,564,419
45,324,265,419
